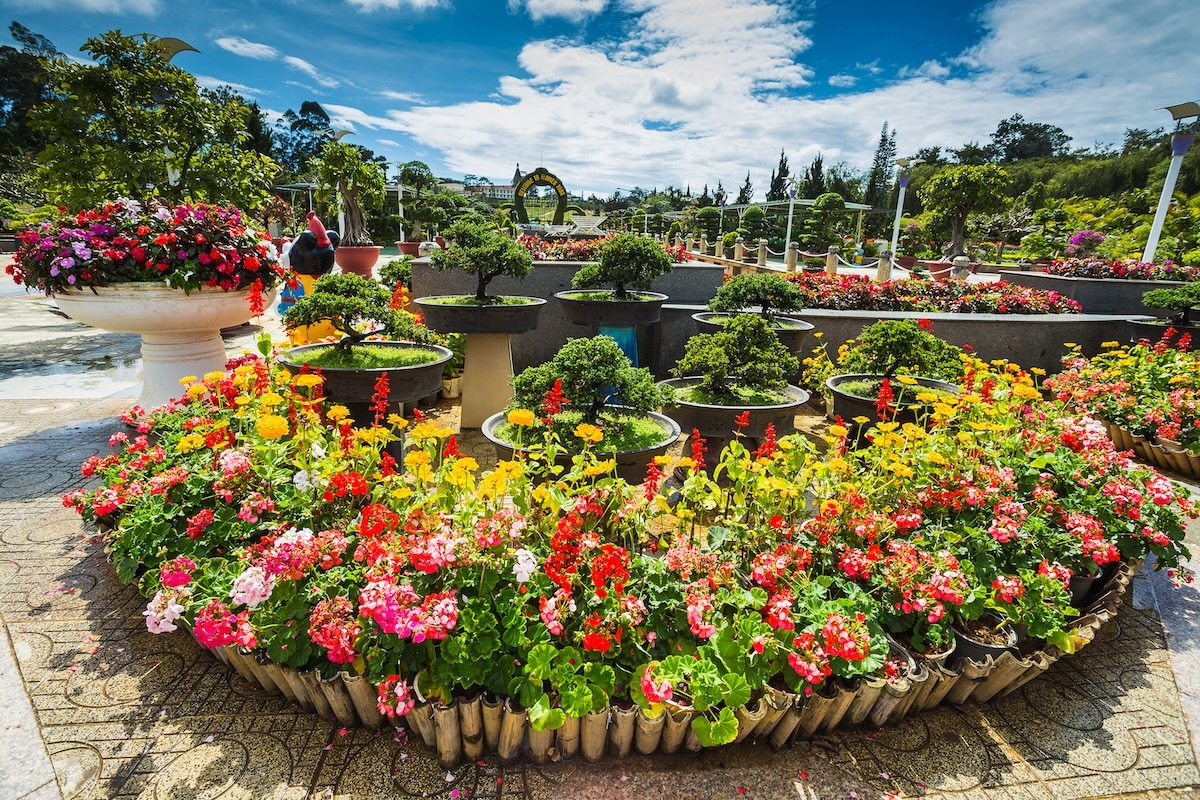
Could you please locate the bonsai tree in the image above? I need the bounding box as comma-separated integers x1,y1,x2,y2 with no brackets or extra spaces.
838,320,964,381
708,273,805,325
430,216,534,303
1143,282,1200,325
673,314,798,404
508,335,672,448
570,232,674,299
918,164,1010,258
282,273,428,353
312,140,386,247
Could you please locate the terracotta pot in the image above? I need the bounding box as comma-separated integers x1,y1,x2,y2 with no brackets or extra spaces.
334,245,381,278
395,241,422,256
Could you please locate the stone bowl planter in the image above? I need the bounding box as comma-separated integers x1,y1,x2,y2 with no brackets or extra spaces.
1127,319,1200,348
279,341,451,425
658,377,809,439
414,296,547,334
480,409,680,485
1001,271,1184,315
556,290,668,326
826,373,959,431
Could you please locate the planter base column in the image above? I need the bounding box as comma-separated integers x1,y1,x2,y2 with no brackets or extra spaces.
141,330,230,408
461,333,514,428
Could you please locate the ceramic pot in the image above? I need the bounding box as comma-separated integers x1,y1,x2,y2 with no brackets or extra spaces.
53,283,273,409
334,245,381,278
415,295,546,334
692,311,815,360
658,377,808,439
826,373,959,433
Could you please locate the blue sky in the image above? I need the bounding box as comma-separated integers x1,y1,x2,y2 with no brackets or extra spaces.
5,0,1199,199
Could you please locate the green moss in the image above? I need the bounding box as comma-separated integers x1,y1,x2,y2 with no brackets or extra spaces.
560,290,661,302
293,343,440,370
837,379,956,405
495,409,671,453
675,384,792,407
424,295,539,306
706,313,807,330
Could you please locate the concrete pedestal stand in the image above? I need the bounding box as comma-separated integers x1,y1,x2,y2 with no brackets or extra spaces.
460,333,515,428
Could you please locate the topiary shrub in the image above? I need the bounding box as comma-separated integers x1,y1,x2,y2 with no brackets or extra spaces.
1143,282,1200,325
571,233,674,299
378,257,413,291
838,319,964,381
673,314,798,404
283,273,428,353
430,216,533,302
708,273,805,324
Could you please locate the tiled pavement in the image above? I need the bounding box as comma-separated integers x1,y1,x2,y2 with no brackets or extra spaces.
2,265,1200,800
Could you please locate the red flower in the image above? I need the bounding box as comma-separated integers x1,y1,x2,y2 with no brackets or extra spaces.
248,278,265,316
581,631,612,652
734,410,750,429
371,371,390,427
874,377,894,419
541,378,568,422
917,318,933,331
690,429,707,471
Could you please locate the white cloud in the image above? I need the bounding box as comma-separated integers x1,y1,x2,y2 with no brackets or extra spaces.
855,60,882,75
282,56,340,89
194,75,270,98
508,0,608,22
214,36,278,61
343,0,446,10
355,0,1200,196
7,0,159,11
378,89,425,103
828,74,856,88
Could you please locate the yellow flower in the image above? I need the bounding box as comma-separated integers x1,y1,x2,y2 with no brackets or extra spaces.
1101,341,1120,348
391,486,413,500
234,395,252,406
829,424,849,437
186,384,207,399
915,392,938,404
259,391,284,406
1031,367,1047,376
204,370,226,383
294,374,324,389
507,408,537,427
410,421,454,441
275,368,293,384
388,413,408,429
179,375,198,386
675,456,696,469
573,423,603,444
852,415,870,425
895,375,917,386
585,459,616,476
820,499,842,516
1013,383,1040,400
925,451,948,465
327,405,350,422
827,457,848,474
257,414,289,439
404,450,433,481
176,434,204,453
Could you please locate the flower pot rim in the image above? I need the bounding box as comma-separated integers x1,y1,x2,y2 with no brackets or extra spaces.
554,289,669,303
480,408,681,458
279,340,453,375
415,295,547,307
659,377,809,412
953,613,1018,647
692,310,815,332
826,373,960,403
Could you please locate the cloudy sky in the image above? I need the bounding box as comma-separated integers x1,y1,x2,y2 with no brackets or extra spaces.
5,0,1199,198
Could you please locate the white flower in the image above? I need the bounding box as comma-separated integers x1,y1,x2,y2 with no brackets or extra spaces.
311,442,326,458
144,590,185,634
230,565,275,607
512,548,537,583
293,469,312,491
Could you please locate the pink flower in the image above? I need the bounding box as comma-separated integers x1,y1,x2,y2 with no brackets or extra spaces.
144,589,186,634
230,565,275,607
159,556,196,588
377,674,416,718
193,599,237,647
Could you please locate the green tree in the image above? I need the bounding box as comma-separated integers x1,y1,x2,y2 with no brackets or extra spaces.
695,206,721,240
864,121,897,209
740,206,767,241
312,140,386,246
274,101,331,175
30,30,279,210
0,23,59,202
399,160,438,240
800,153,826,198
736,171,754,204
918,164,1011,257
989,114,1071,162
766,148,790,201
804,192,846,251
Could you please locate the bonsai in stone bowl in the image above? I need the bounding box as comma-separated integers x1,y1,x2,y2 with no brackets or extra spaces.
556,233,675,326
416,216,545,334
695,272,815,359
1133,282,1200,347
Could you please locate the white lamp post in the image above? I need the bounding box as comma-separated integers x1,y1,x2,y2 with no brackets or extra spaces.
394,162,406,242
889,157,924,258
783,177,799,261
1143,102,1200,264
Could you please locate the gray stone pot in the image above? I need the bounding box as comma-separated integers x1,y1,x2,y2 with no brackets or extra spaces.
414,295,546,334
1127,318,1200,348
279,340,452,425
481,409,680,484
556,290,668,326
692,312,815,358
658,377,808,439
826,373,958,431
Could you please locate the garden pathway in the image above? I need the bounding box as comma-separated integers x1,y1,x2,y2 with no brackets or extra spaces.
1,262,1199,800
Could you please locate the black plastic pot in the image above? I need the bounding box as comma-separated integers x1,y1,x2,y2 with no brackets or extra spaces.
555,290,668,327
951,614,1018,665
279,340,452,426
692,312,816,358
826,373,959,430
480,409,680,485
414,296,546,334
658,377,808,439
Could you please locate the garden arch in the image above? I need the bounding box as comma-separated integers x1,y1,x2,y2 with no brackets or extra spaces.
513,167,569,224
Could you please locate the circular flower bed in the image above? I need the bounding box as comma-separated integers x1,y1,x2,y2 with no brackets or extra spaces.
65,349,1195,762
784,273,1082,314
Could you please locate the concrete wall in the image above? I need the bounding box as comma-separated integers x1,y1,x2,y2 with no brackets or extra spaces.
411,259,726,373
1001,271,1182,315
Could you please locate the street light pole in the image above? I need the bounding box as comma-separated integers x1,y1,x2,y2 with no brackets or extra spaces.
889,157,925,258
394,163,406,243
1144,102,1199,264
783,177,799,261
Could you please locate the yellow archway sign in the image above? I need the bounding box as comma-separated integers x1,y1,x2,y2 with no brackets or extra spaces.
513,167,568,225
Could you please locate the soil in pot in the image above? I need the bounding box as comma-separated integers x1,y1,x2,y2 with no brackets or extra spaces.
952,616,1017,665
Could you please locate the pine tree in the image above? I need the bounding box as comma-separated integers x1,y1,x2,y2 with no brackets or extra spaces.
766,149,789,200
864,122,897,209
801,153,826,198
736,171,753,204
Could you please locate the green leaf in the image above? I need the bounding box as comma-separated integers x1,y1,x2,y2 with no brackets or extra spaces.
529,694,565,731
560,682,594,718
526,643,557,681
692,707,738,747
721,673,752,709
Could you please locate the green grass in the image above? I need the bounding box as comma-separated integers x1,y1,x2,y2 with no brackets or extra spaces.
424,295,540,306
560,290,660,302
705,313,807,331
294,344,440,370
495,409,672,452
676,383,793,406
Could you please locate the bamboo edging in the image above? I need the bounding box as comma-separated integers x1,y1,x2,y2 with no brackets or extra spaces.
191,560,1138,768
1105,421,1200,478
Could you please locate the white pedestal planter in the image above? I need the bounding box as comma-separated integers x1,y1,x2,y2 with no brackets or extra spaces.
53,282,269,409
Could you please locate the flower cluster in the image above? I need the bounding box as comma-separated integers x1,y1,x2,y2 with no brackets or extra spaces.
1048,331,1200,453
66,342,1195,747
1044,258,1200,282
9,199,283,296
784,273,1082,314
516,234,692,264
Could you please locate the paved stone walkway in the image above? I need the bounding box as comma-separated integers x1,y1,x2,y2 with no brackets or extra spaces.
2,265,1200,799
